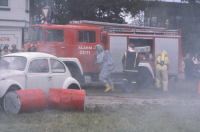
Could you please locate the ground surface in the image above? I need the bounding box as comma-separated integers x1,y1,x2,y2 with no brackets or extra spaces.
1,79,200,132
83,79,200,108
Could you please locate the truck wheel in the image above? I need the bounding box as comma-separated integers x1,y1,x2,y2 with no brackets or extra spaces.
138,67,154,89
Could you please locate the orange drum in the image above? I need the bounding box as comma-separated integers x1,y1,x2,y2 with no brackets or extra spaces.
48,88,85,111
4,89,47,114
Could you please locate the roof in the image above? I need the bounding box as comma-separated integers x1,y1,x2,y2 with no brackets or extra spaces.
30,24,102,30
3,52,57,60
70,20,166,30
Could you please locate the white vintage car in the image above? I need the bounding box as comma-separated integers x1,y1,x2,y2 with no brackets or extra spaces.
0,52,81,110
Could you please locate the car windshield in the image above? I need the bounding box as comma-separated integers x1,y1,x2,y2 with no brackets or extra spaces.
0,56,27,71
27,26,43,43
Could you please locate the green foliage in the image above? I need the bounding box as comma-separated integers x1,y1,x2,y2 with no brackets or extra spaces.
30,0,138,24
129,1,200,56
30,0,200,55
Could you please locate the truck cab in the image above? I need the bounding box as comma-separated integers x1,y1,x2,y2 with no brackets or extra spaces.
24,24,104,75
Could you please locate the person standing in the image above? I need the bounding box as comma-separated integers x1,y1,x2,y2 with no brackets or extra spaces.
192,53,199,69
122,44,140,93
142,51,153,61
155,50,170,92
10,44,19,53
1,46,11,56
184,53,194,80
94,44,115,92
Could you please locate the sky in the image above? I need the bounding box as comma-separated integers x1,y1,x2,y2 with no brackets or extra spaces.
125,0,187,24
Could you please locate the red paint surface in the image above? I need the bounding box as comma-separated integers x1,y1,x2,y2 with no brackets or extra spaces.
24,24,182,76
15,89,47,113
48,88,85,111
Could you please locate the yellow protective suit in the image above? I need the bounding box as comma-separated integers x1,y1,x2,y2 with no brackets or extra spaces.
155,50,170,91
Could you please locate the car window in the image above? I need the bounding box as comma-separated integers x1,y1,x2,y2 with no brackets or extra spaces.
45,29,51,42
45,29,64,42
28,59,49,73
78,30,96,43
0,56,27,71
50,59,65,73
52,30,64,42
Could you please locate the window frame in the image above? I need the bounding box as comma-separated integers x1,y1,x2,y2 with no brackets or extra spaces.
52,30,64,42
28,59,50,73
0,0,10,11
50,59,66,73
45,29,64,42
27,26,43,43
25,0,29,12
0,0,9,7
78,30,96,43
45,29,52,42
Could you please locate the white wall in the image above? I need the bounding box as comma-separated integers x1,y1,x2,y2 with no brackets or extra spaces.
0,0,30,50
0,0,29,22
0,27,22,50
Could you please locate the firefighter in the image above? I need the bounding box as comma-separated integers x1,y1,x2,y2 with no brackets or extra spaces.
27,44,37,52
155,50,170,91
122,44,140,92
94,44,115,92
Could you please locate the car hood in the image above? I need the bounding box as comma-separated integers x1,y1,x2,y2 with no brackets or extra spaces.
0,70,24,79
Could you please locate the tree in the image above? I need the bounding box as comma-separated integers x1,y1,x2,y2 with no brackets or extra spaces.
30,0,137,24
129,1,200,55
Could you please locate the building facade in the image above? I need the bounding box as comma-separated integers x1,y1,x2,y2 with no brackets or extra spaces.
0,0,29,51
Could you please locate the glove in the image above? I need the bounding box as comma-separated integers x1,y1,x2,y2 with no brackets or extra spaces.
93,62,96,65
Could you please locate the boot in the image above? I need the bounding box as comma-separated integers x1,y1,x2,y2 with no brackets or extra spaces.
110,85,114,91
104,84,111,92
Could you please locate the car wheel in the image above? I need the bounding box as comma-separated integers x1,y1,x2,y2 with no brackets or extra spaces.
0,86,20,112
67,84,80,90
0,97,5,112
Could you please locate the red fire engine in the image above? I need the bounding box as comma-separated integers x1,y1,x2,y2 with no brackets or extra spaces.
24,20,182,88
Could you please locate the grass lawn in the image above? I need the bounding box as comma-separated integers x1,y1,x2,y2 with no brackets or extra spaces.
1,104,200,132
0,79,200,132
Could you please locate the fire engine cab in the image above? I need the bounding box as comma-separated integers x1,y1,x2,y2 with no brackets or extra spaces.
24,20,182,88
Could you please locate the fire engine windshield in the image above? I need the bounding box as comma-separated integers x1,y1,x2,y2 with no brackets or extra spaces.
27,26,43,43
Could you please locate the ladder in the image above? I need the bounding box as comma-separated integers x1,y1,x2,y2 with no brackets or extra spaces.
69,20,180,35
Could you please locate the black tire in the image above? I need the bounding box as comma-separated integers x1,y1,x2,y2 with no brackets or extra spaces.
138,67,154,89
0,85,20,112
0,96,4,112
67,84,80,90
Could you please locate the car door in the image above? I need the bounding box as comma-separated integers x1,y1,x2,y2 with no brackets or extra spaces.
26,58,52,97
49,59,69,88
76,30,100,72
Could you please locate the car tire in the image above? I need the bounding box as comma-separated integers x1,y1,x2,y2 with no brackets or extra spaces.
67,84,80,90
0,96,5,112
0,85,20,112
